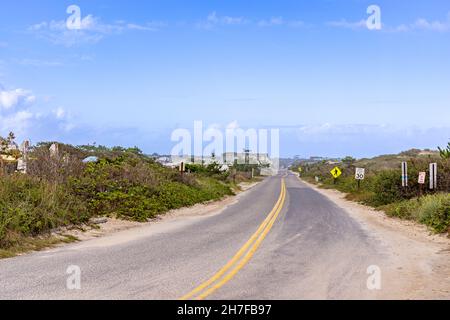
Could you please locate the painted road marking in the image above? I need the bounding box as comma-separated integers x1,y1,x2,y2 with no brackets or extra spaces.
180,179,286,300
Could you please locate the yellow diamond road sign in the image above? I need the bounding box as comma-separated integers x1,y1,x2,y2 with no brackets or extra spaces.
330,167,342,179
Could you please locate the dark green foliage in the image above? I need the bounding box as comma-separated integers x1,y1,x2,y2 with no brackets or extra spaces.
0,174,88,248
69,156,233,221
370,170,404,205
384,194,450,233
438,142,450,159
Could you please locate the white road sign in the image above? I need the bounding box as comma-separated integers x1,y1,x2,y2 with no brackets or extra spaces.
355,168,365,180
418,172,426,184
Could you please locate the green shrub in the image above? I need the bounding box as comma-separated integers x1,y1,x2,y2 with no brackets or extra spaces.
69,156,233,222
384,194,450,233
416,194,450,233
371,170,404,206
384,199,418,220
0,174,88,247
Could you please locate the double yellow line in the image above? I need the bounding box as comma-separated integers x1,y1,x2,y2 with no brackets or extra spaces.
180,178,287,300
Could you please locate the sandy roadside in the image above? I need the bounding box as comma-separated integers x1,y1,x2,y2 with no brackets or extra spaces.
301,178,450,300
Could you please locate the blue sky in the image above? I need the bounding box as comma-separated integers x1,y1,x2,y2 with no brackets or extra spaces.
0,0,449,157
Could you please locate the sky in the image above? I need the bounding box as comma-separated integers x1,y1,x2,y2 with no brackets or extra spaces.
0,0,449,158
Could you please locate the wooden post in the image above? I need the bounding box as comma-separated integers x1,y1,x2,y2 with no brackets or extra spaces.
180,162,184,176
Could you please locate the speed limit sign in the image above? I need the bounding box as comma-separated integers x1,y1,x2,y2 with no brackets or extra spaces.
355,168,365,180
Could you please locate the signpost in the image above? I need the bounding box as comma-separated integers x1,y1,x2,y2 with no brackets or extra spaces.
355,168,365,189
418,171,426,196
429,163,437,190
401,162,408,187
179,162,185,175
330,167,342,184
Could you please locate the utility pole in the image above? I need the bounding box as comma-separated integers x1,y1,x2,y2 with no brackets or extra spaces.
244,149,250,165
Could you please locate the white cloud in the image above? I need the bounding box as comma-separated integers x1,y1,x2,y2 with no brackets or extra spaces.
126,23,154,31
53,107,66,119
197,12,249,29
198,13,305,30
0,87,36,135
0,88,35,110
0,86,75,138
409,15,450,32
328,12,450,33
258,17,285,27
326,19,367,30
226,120,240,131
29,15,164,46
0,111,34,136
257,17,305,28
385,16,450,33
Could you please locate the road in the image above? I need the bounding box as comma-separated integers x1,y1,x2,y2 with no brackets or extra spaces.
0,172,430,299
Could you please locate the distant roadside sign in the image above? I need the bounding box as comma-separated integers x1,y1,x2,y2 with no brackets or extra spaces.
418,172,426,185
355,168,365,180
330,167,342,179
429,163,437,190
401,162,408,187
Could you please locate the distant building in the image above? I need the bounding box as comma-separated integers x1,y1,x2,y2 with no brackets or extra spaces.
163,152,278,175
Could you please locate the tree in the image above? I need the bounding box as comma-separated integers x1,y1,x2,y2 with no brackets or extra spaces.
342,156,356,165
0,132,20,175
0,132,16,152
438,142,450,159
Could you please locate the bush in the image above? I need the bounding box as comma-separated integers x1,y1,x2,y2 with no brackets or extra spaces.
416,194,450,233
0,174,88,247
384,194,450,233
70,156,233,221
371,170,404,206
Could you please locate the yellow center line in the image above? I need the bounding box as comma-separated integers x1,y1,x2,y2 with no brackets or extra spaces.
180,178,287,300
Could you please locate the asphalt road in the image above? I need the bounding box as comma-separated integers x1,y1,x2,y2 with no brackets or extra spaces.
0,171,386,299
